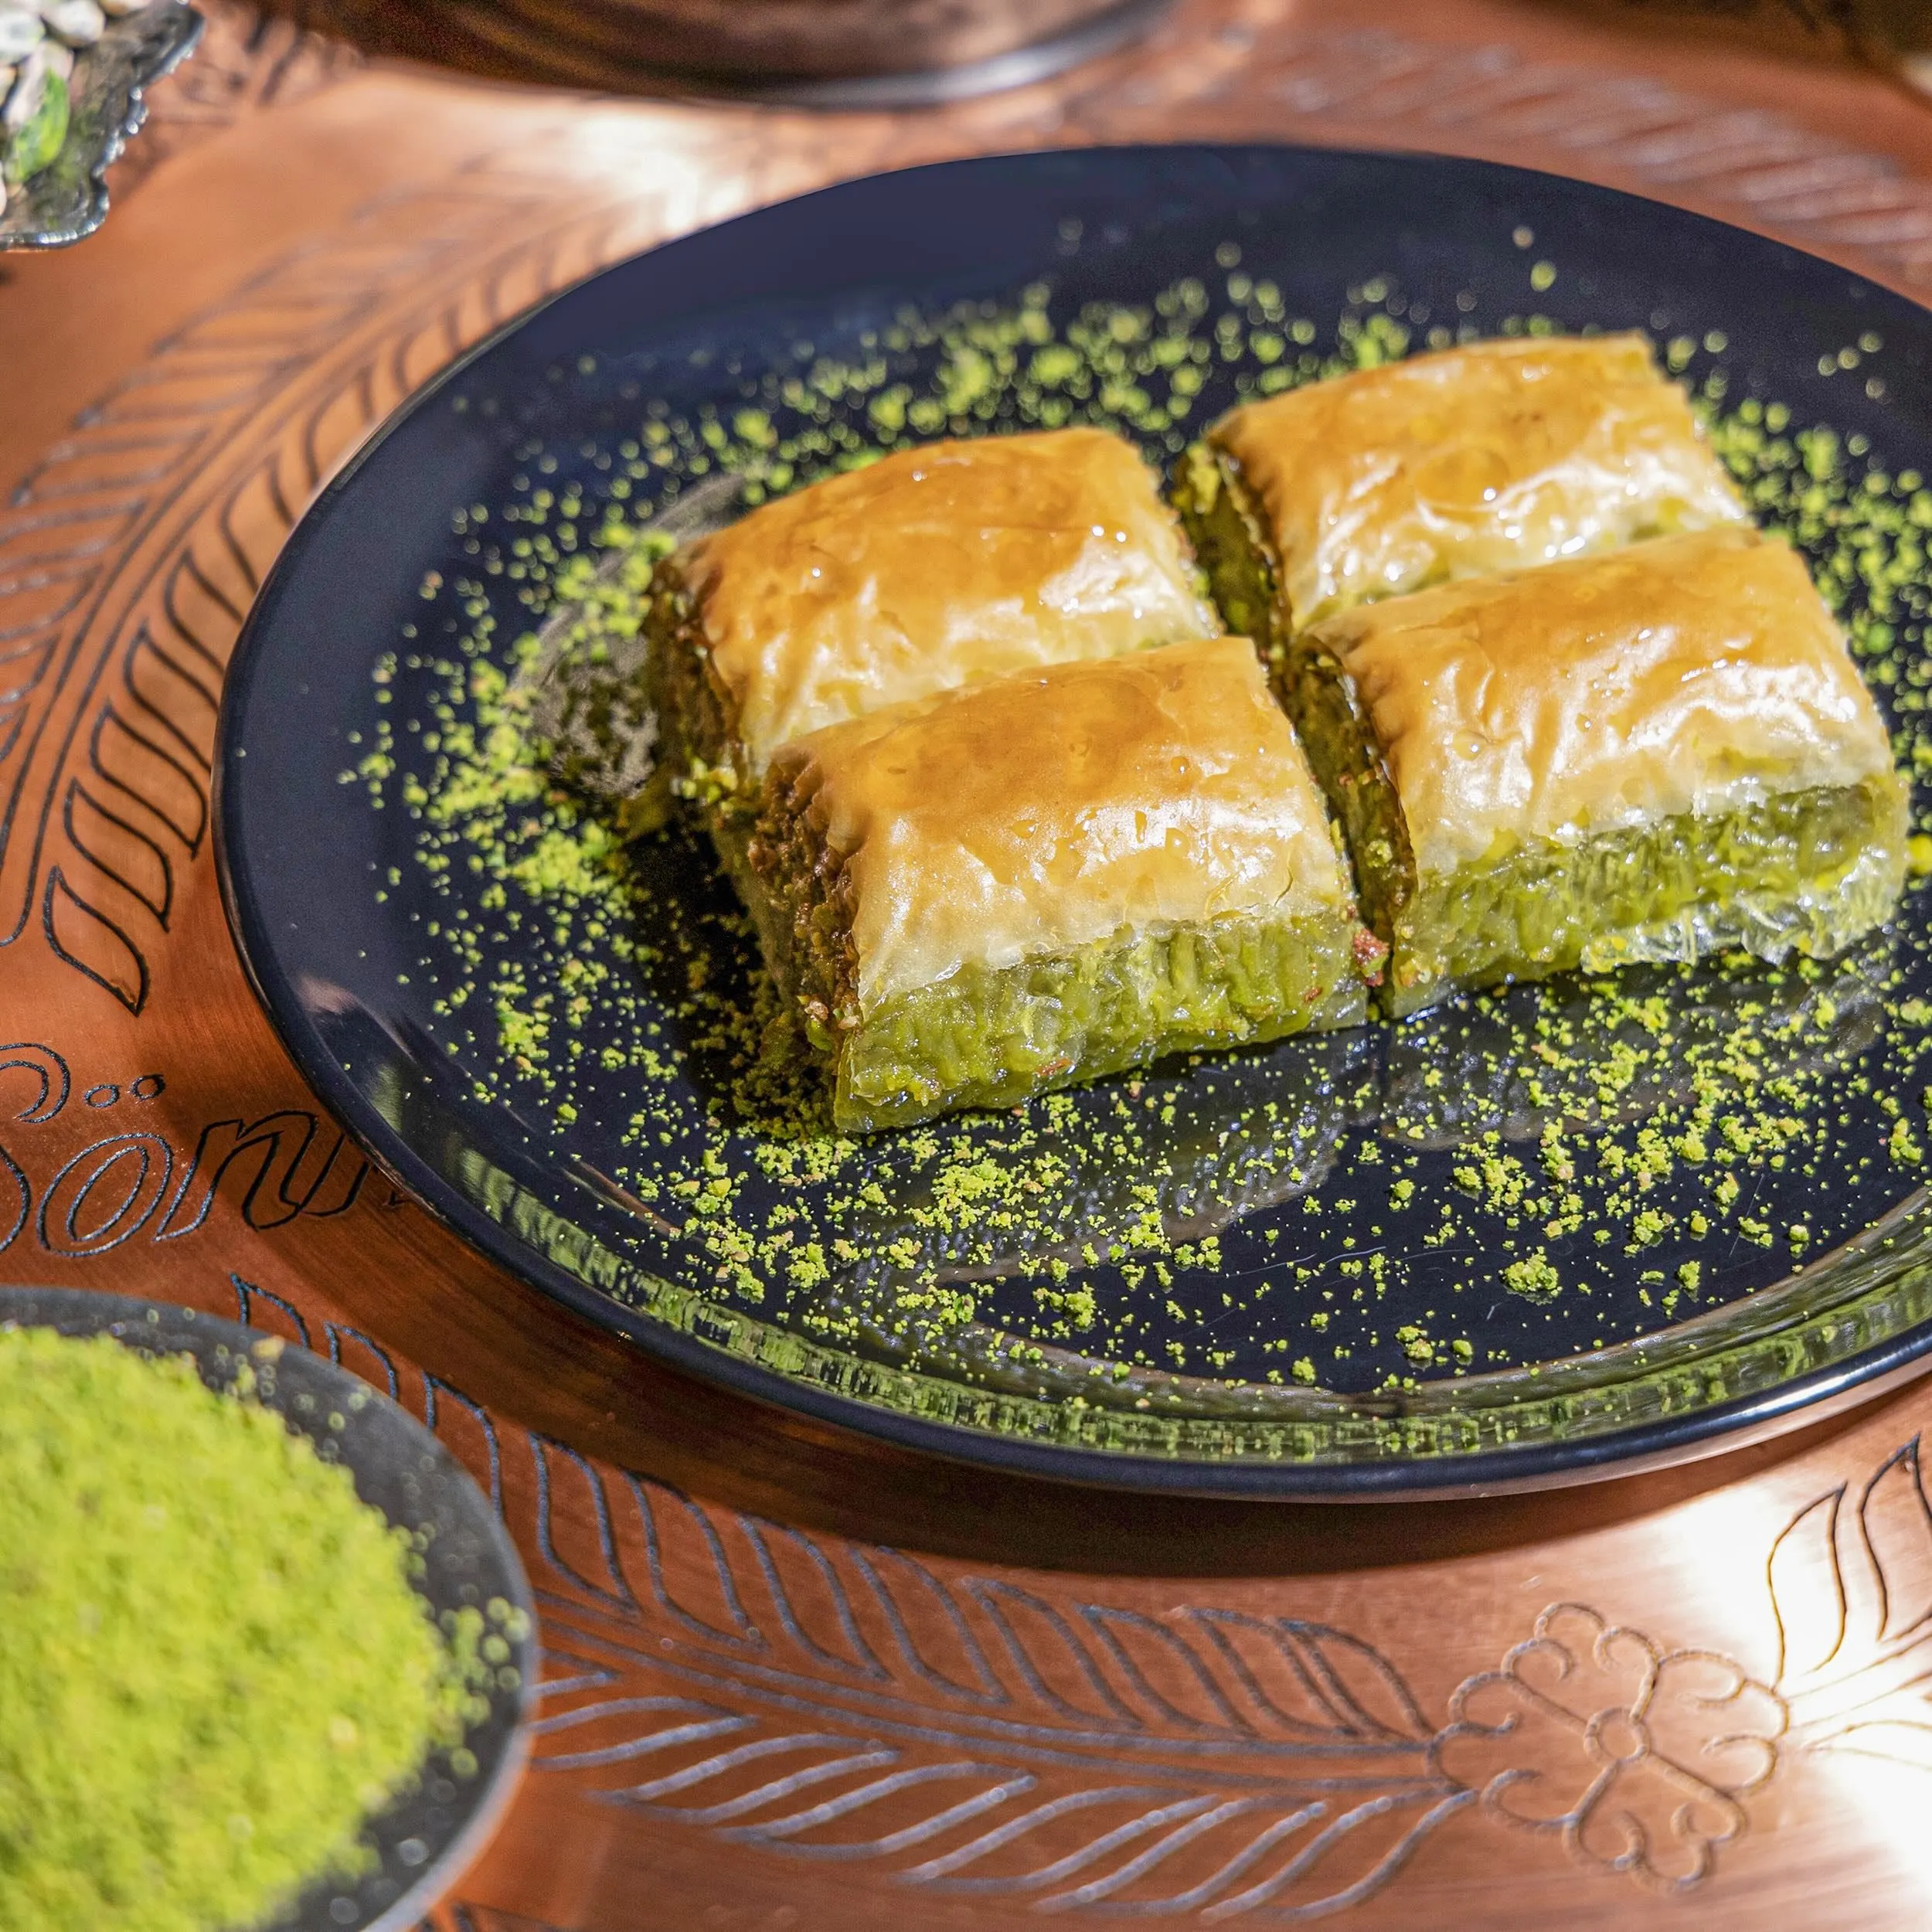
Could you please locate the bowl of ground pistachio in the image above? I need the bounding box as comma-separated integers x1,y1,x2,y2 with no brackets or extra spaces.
0,1285,534,1931
0,0,199,248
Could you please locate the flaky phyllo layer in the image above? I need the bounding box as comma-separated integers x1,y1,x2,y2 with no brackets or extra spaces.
1175,332,1748,647
656,426,1220,794
746,638,1372,1131
1282,527,1909,1015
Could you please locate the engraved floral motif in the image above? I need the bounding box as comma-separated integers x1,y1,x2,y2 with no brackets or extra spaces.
1432,1603,1787,1892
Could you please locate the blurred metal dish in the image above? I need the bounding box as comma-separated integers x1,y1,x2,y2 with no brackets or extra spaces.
324,0,1171,105
0,0,200,250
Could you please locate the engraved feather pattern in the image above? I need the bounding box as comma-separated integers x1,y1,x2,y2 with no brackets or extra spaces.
0,174,659,1011
1771,1432,1932,1774
269,1284,1475,1920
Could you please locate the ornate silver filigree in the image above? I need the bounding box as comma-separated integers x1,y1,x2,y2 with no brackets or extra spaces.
0,1,201,250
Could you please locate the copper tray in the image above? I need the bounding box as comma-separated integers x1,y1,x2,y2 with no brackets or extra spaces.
11,0,1932,1921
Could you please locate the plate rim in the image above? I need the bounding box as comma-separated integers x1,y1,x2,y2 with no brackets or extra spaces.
215,138,1932,1500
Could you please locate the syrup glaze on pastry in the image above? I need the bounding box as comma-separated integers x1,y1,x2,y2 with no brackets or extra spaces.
682,427,1219,774
1306,527,1897,875
1209,333,1747,631
767,635,1353,1009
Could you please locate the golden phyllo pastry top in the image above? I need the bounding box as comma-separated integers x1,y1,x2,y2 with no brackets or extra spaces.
1305,526,1900,875
1210,332,1747,629
682,427,1219,772
765,636,1352,1009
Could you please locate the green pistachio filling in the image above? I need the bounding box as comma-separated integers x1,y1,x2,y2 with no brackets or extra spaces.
1388,778,1906,1017
1278,622,1908,1015
1275,634,1415,952
831,913,1369,1133
1172,443,1286,665
645,556,770,891
747,746,1367,1131
648,558,722,777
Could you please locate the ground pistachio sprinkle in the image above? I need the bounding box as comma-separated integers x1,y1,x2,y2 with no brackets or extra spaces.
359,258,1932,1400
0,1325,484,1932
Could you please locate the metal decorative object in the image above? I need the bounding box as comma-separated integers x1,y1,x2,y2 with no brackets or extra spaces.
257,0,1172,105
0,0,201,249
729,0,1179,111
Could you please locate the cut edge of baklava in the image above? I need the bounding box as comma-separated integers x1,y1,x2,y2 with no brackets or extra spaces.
747,786,1371,1133
742,640,1376,1134
1172,440,1288,672
1283,532,1911,1019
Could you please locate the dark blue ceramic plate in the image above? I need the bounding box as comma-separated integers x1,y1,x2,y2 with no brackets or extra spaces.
217,146,1932,1498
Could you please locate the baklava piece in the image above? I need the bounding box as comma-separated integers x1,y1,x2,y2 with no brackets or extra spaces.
1284,527,1908,1018
650,427,1220,871
1175,332,1747,653
746,636,1372,1131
